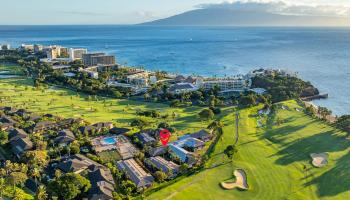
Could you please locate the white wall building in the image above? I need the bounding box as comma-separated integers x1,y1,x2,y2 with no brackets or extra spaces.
126,71,149,87
79,68,99,79
46,46,61,60
69,48,88,61
199,76,250,92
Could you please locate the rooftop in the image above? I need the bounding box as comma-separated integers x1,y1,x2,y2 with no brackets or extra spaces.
117,158,154,188
145,156,179,175
136,132,156,144
169,83,197,92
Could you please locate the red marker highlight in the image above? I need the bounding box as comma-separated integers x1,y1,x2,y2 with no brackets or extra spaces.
159,129,171,146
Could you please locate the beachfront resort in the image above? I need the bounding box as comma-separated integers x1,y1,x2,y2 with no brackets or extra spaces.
0,43,272,98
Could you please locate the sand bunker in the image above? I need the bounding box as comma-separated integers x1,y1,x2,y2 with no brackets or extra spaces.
220,169,249,190
310,153,328,168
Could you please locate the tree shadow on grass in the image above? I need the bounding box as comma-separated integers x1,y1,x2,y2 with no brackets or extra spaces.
262,109,309,143
305,152,350,197
263,124,309,144
273,131,348,166
116,98,170,110
5,77,34,87
176,114,199,123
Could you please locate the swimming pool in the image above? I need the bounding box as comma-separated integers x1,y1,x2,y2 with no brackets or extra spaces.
102,137,117,145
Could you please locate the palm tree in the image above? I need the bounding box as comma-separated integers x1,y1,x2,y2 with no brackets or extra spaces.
12,189,25,200
30,167,41,187
207,120,223,135
36,185,48,200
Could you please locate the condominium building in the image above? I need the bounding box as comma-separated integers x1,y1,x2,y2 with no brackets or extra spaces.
91,55,115,66
168,144,190,163
117,159,154,189
83,53,105,66
199,77,250,92
69,48,88,61
60,47,69,57
44,45,69,60
82,53,115,66
46,46,62,60
145,156,180,178
34,44,43,53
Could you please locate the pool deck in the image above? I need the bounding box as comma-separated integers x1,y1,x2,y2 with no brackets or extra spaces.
92,136,118,153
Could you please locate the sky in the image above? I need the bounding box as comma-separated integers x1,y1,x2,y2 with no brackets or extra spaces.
1,0,350,25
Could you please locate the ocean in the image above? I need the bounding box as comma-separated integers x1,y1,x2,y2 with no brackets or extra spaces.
0,25,349,115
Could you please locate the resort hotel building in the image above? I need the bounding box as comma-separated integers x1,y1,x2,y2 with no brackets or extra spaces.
82,53,116,66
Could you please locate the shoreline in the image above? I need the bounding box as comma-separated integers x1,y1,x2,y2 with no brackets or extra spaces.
303,101,337,123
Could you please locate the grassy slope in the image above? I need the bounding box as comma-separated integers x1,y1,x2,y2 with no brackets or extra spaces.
147,101,350,200
0,77,209,136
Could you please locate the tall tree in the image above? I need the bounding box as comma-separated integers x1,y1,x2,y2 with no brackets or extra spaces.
35,185,48,200
199,108,214,121
25,150,49,170
224,145,237,160
207,120,224,135
29,167,41,186
49,173,91,200
8,172,27,190
154,171,167,183
12,189,25,200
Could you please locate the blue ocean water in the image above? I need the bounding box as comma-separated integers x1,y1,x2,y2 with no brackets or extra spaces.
0,25,349,115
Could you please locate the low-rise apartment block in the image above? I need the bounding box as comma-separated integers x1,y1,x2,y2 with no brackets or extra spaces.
117,158,154,189
145,156,180,178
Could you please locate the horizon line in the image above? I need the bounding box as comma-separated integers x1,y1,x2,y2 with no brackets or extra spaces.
1,24,350,28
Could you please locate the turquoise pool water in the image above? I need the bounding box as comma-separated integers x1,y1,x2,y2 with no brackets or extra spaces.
102,137,117,145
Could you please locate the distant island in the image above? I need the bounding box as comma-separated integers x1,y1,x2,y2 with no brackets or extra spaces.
141,3,350,27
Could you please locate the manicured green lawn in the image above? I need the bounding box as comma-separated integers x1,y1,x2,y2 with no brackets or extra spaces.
0,77,211,135
146,101,350,200
98,150,122,162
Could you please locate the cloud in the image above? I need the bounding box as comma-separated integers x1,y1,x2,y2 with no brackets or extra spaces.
58,11,109,17
197,1,350,17
135,11,158,19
